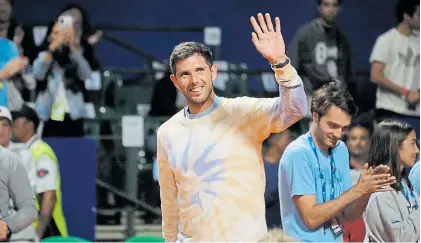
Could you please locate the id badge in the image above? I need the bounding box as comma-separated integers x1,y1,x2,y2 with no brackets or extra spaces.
50,102,66,121
330,217,343,238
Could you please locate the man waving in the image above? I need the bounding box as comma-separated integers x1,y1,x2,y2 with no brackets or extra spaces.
157,13,307,242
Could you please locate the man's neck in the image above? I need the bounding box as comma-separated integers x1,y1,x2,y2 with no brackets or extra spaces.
187,92,216,114
264,147,281,164
318,17,335,28
350,156,366,170
0,22,9,38
396,22,413,37
310,126,329,150
21,133,35,144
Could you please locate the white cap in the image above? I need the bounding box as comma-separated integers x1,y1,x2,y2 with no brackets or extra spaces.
0,106,12,122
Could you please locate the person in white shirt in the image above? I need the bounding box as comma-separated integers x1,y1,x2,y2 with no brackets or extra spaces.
11,104,68,238
370,0,420,138
0,106,38,242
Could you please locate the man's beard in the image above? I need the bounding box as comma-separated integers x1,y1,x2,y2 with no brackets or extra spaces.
0,12,10,24
0,21,9,32
321,15,336,26
187,88,212,106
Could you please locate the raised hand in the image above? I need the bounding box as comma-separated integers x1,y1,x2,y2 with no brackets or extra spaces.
250,13,286,64
357,165,396,194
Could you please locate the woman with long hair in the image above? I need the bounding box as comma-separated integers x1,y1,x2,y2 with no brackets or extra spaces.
363,119,420,242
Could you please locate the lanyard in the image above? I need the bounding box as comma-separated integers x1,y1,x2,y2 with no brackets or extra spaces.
307,135,337,203
401,182,419,210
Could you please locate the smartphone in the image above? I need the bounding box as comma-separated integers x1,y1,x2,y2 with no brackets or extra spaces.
57,15,73,27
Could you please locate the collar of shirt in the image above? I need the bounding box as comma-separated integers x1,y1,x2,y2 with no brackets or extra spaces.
25,135,39,149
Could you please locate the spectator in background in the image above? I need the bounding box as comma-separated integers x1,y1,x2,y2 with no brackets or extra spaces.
370,0,420,138
0,106,38,242
149,69,179,117
33,4,97,137
288,0,352,94
409,160,420,195
364,120,419,242
1,0,42,63
1,0,41,105
345,113,375,185
0,143,37,241
11,105,68,239
263,129,297,230
0,34,30,110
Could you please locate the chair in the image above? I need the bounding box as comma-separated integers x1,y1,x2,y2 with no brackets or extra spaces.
125,235,165,242
41,236,91,242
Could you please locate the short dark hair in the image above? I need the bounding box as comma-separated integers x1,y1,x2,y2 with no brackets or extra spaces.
169,42,213,74
368,119,415,191
311,79,358,118
349,112,375,136
317,0,343,6
396,0,419,23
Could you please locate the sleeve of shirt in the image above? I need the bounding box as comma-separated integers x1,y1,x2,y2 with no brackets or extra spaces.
369,34,389,64
32,51,53,80
339,145,353,193
18,150,37,192
364,193,420,242
4,153,37,233
239,64,307,142
69,50,93,80
280,146,316,197
157,128,179,242
35,155,58,194
7,41,19,60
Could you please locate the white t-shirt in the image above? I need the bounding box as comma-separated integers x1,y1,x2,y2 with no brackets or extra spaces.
369,28,420,116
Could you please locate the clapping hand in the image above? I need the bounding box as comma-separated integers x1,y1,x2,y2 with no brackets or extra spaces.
250,13,286,65
356,163,396,194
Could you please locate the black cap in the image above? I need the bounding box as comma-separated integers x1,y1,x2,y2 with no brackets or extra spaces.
11,105,40,129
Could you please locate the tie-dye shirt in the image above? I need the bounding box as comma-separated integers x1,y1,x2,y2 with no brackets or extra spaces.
157,64,307,242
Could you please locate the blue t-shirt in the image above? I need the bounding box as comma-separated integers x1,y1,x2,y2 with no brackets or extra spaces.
0,38,19,107
409,161,420,196
279,131,353,242
153,158,159,182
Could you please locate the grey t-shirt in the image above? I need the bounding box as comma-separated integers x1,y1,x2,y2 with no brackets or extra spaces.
364,181,420,242
0,146,37,235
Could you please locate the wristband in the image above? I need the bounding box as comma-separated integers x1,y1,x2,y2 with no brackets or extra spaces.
401,88,409,96
270,57,290,70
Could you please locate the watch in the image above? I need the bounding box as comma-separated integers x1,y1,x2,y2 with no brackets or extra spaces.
270,57,290,69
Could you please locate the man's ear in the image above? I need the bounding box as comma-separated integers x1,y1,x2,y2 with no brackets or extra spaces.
312,112,319,122
210,64,218,81
170,74,180,90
